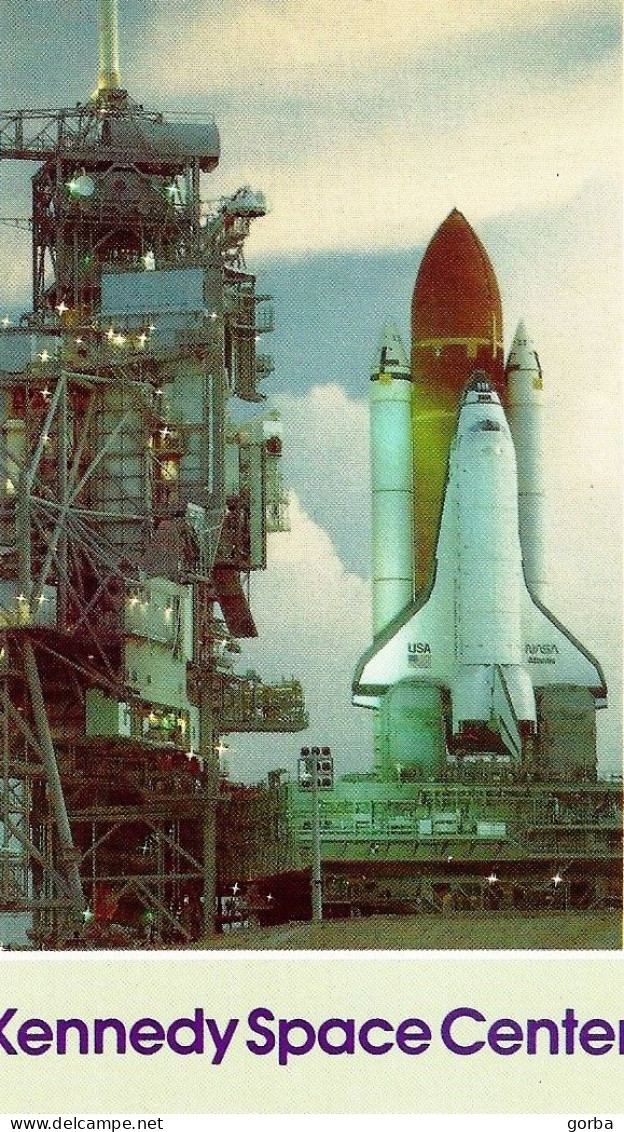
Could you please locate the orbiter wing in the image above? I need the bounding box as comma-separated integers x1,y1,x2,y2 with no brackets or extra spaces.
519,591,607,705
353,581,607,705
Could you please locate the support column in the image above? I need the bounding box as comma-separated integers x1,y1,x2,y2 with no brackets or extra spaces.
23,641,84,920
57,376,69,627
201,691,218,937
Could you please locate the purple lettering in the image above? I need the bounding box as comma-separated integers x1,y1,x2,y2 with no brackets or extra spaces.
487,1019,523,1055
17,1019,53,1055
579,1020,615,1055
129,1018,165,1055
0,1008,17,1055
166,1010,204,1055
358,1018,394,1055
441,1008,485,1055
395,1018,431,1055
205,1018,238,1065
93,1017,126,1054
246,1008,276,1056
278,1018,315,1066
318,1018,355,1056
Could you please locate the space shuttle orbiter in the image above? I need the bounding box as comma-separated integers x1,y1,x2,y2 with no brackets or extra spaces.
353,373,606,760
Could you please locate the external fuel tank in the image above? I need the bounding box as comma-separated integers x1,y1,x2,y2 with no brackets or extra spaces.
411,209,505,594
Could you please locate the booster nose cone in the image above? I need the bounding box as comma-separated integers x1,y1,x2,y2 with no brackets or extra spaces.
506,319,542,377
372,321,410,379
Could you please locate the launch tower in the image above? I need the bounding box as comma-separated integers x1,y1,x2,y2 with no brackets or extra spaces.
0,0,306,946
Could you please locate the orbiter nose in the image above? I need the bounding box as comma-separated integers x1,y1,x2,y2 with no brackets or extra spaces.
460,370,498,404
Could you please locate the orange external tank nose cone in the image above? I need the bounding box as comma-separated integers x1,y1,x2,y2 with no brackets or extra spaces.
411,208,504,393
411,210,505,593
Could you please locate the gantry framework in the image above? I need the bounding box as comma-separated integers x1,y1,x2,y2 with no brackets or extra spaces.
0,7,306,946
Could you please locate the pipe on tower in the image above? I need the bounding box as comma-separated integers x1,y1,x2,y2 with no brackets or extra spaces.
97,0,121,92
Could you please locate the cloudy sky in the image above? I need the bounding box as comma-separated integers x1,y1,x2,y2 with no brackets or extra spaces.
0,1,621,781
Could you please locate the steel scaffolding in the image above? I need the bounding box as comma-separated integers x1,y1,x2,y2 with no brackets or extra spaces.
0,13,306,947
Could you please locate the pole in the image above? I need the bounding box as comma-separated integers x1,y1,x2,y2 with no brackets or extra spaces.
201,696,218,938
310,754,322,922
57,377,68,627
97,0,121,92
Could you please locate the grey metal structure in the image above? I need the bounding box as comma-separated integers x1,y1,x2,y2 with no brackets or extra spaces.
0,0,306,946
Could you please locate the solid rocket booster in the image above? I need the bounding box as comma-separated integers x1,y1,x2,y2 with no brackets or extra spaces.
354,373,606,760
506,320,546,601
370,322,414,635
368,323,423,775
411,210,505,594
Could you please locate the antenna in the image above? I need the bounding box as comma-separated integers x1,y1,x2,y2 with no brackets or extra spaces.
97,0,121,92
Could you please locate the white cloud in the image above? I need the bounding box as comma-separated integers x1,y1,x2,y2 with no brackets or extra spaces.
270,384,370,575
235,60,620,257
139,0,616,96
124,1,622,256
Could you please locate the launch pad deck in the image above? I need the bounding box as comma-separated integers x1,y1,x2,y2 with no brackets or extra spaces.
217,772,622,927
